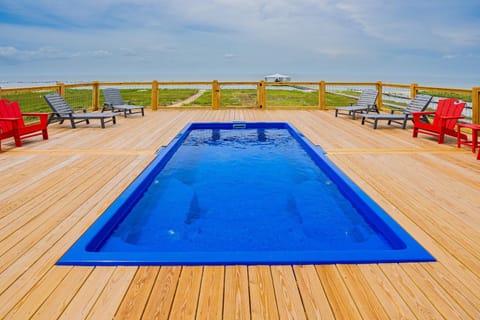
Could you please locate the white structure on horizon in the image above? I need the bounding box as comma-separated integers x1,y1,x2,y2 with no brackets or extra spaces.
264,73,291,82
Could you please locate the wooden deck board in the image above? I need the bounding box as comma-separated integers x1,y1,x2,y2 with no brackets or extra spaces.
223,266,250,320
1,109,479,319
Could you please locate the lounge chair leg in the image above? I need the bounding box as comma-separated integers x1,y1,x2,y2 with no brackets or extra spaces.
113,116,117,125
43,129,49,140
101,119,105,128
361,117,365,125
373,120,378,129
413,128,418,137
335,110,338,117
70,119,76,128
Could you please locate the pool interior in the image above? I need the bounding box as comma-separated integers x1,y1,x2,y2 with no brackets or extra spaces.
58,122,435,266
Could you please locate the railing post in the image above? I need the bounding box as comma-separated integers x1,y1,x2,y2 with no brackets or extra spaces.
376,81,383,110
92,81,100,111
410,83,418,99
257,80,266,109
212,80,220,109
151,80,159,111
319,81,326,110
56,82,65,96
472,87,480,124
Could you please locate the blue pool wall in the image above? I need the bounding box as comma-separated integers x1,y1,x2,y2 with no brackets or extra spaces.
57,122,435,266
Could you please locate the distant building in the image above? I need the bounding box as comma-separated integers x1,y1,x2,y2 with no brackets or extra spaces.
264,73,291,82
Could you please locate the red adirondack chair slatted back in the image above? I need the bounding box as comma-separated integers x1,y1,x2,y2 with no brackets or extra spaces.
432,98,466,129
0,100,26,133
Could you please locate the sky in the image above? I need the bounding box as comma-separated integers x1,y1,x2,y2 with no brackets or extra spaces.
0,0,479,87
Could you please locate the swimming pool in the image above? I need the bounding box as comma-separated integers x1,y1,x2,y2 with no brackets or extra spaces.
58,122,434,265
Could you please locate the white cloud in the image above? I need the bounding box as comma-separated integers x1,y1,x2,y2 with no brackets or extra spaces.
0,0,478,86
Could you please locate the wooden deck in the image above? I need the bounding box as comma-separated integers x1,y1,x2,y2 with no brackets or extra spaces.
1,109,479,319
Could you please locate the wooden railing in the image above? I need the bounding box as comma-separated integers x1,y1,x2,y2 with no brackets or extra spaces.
0,80,478,123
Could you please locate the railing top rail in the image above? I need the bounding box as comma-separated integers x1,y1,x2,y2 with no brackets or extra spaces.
416,86,471,94
381,83,411,89
219,81,258,86
266,82,318,86
157,81,213,86
63,83,96,88
325,82,378,86
0,85,60,93
99,81,155,86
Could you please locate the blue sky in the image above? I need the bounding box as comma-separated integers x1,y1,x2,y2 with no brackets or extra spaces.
0,0,479,87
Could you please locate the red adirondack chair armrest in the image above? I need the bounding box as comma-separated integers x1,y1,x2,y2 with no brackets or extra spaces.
0,117,20,130
411,111,435,122
22,112,48,117
411,111,435,116
0,117,21,122
21,113,49,125
439,115,464,120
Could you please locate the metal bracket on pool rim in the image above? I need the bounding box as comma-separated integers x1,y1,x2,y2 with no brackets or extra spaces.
232,121,247,129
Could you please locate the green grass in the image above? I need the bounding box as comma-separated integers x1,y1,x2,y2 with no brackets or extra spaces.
186,89,355,107
159,89,198,106
1,88,200,113
6,87,433,111
185,89,257,107
1,89,58,113
419,90,472,102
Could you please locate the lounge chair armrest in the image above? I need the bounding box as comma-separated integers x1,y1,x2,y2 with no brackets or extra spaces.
70,107,87,113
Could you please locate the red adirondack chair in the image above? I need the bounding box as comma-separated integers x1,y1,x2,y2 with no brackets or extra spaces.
0,99,49,148
411,98,467,144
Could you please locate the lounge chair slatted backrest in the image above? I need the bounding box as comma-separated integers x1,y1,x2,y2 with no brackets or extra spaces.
101,88,145,117
356,90,378,108
102,88,125,105
44,93,75,115
335,89,379,119
44,93,119,129
404,94,433,114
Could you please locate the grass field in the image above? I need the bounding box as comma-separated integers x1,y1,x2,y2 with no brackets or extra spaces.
187,89,356,108
2,86,471,114
1,88,199,113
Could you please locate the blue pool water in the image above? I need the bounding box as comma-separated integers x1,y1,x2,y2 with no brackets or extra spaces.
58,122,434,265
